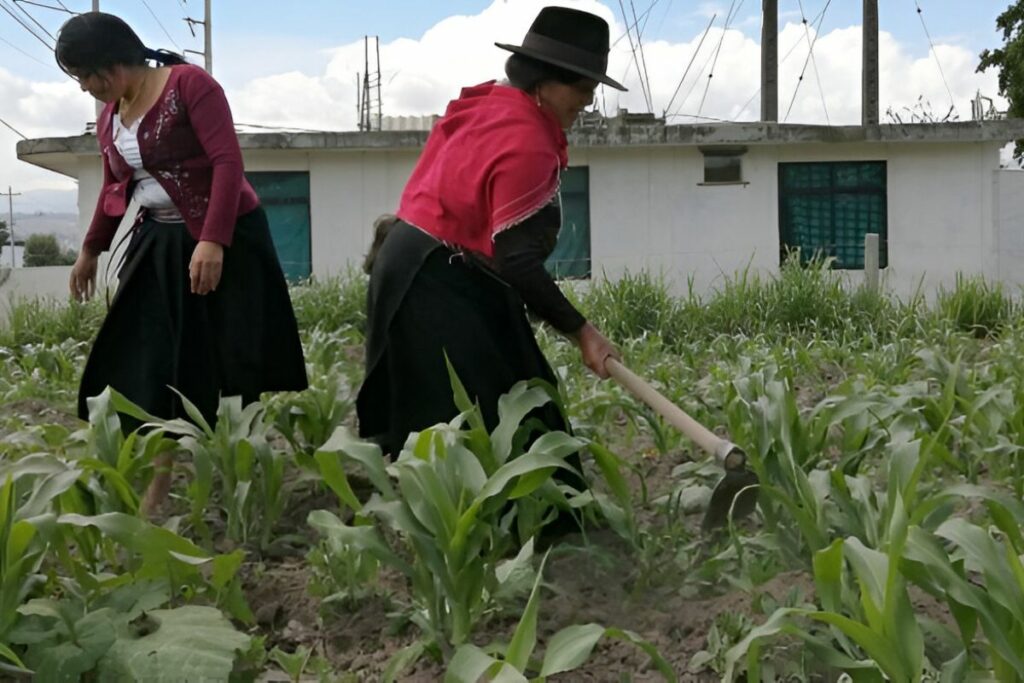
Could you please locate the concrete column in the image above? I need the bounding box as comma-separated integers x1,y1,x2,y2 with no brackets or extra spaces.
864,233,880,291
862,0,879,126
761,0,778,122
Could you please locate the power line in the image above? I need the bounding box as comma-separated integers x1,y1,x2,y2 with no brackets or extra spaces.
797,0,830,125
0,0,53,50
697,0,744,119
664,13,715,117
733,3,830,121
617,0,651,112
629,0,654,111
13,0,72,14
784,0,833,122
0,30,55,67
139,0,183,51
0,115,27,139
611,0,662,49
10,0,54,41
670,23,723,120
912,0,955,108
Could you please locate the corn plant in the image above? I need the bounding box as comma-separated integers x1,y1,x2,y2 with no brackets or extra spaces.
900,486,1024,680
444,550,676,682
107,389,292,553
309,371,589,659
265,327,358,461
74,390,179,515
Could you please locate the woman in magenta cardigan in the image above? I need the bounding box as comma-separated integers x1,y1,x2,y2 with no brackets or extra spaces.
57,12,307,514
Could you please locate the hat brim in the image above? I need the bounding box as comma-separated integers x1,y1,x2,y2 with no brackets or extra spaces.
495,42,627,91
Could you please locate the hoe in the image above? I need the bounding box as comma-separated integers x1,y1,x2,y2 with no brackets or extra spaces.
605,358,759,530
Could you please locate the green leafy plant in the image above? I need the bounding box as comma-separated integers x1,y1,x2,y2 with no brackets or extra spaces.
309,370,588,659
445,551,676,682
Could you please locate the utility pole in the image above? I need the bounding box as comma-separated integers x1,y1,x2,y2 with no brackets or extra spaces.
761,0,778,122
185,0,213,74
357,36,382,131
204,0,212,74
862,0,879,126
2,187,21,268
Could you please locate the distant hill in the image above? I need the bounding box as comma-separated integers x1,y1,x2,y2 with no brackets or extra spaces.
8,213,79,251
4,189,80,251
15,188,78,214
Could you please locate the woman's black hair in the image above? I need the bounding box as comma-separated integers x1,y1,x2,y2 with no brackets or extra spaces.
55,11,187,76
504,53,586,92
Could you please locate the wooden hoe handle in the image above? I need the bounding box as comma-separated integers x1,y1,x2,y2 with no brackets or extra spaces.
604,357,747,471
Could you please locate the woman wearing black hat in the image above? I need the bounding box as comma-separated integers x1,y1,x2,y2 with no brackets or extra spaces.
357,7,624,464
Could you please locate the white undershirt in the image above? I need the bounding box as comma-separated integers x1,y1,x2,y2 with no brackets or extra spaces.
112,113,183,223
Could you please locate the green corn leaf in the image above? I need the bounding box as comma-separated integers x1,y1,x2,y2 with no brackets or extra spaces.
491,383,553,466
539,623,606,676
395,460,457,542
0,642,27,670
505,550,549,671
211,549,245,590
585,442,631,508
813,538,844,614
804,611,908,681
444,644,505,683
5,520,37,569
936,518,1024,626
56,513,209,567
445,354,487,434
76,458,139,511
316,427,396,499
314,451,362,511
843,537,888,633
308,509,415,579
382,640,426,683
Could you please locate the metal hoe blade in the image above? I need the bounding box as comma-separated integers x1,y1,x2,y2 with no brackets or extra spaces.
701,442,759,531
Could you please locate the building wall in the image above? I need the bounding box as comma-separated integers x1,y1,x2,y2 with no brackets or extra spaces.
61,139,1012,301
0,265,74,326
576,140,1005,299
995,168,1024,291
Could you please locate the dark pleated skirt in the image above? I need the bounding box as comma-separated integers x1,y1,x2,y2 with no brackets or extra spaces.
78,207,308,426
356,221,567,457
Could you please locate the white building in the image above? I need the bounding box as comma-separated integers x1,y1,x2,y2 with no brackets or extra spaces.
15,115,1024,299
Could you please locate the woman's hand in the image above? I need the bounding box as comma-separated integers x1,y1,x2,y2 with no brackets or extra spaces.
189,240,224,295
573,322,619,379
69,249,99,302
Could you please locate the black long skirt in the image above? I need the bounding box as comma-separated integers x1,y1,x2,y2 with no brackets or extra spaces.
356,221,567,457
78,207,308,426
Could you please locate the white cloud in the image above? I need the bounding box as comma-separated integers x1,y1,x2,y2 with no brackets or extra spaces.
3,0,1009,212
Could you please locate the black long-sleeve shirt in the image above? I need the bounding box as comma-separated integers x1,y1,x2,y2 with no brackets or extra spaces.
491,202,586,335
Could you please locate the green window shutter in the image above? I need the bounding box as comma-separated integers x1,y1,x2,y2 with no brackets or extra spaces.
545,166,591,279
778,161,887,269
245,172,312,282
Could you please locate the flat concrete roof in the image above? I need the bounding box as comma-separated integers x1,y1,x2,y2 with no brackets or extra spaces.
18,119,1024,178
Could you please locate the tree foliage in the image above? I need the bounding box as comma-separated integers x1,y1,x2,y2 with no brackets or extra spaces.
23,233,76,267
0,219,8,247
978,1,1024,161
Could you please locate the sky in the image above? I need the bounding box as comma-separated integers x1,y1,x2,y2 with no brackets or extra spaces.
0,0,1015,212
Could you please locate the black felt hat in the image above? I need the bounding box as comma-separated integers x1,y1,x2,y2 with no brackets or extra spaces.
496,6,627,91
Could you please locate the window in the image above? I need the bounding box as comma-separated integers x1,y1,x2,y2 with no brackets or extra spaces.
245,172,312,281
701,146,746,184
778,161,887,269
546,166,591,279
